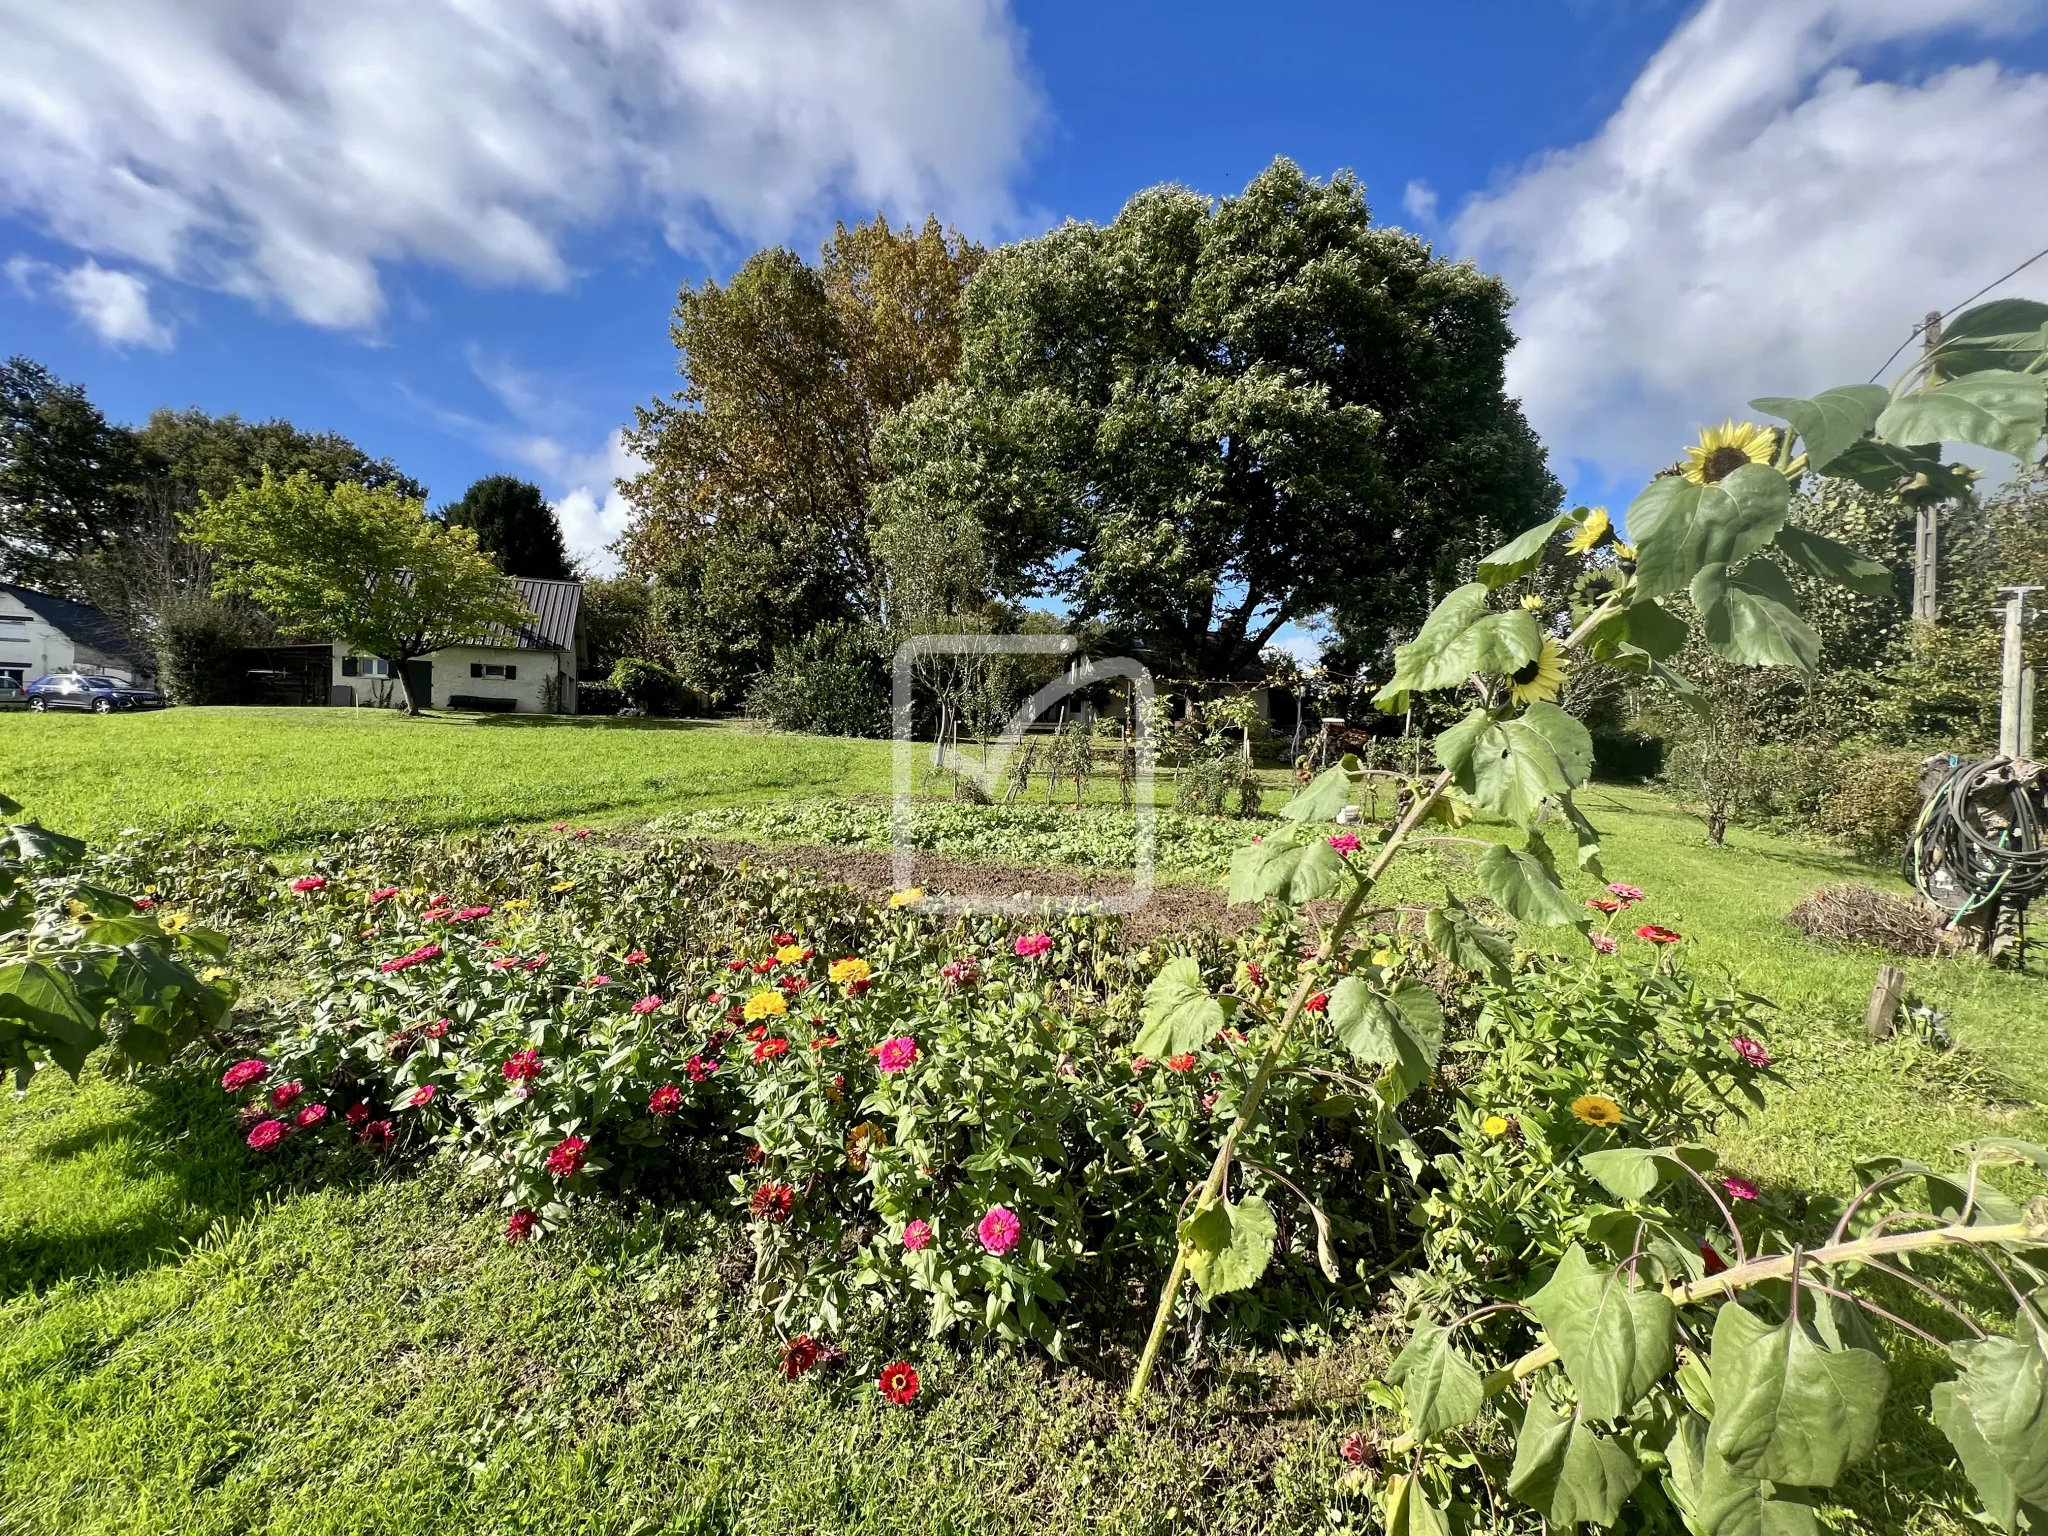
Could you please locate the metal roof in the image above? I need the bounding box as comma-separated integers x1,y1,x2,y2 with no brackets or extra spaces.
0,584,138,657
473,577,581,652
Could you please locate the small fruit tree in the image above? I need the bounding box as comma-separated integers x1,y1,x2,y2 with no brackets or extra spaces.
1125,300,2048,1528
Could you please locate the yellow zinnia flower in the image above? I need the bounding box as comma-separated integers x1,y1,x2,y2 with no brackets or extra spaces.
775,943,807,965
1565,506,1612,555
888,888,925,909
1481,1114,1510,1138
743,990,788,1021
1572,1093,1623,1128
1682,420,1777,485
1509,638,1569,706
829,957,872,986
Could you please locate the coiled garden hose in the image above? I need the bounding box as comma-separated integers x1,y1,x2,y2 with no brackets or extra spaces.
1905,757,2048,923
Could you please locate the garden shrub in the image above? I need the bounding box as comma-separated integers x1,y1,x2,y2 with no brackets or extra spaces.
574,679,624,715
608,656,690,716
158,598,254,705
744,621,889,738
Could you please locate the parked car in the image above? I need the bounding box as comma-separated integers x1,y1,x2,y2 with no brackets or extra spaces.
25,674,166,713
0,675,24,710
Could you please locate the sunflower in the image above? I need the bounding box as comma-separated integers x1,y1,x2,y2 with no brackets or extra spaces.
742,989,788,1022
1565,506,1612,555
1572,1093,1623,1128
1509,639,1569,706
1519,594,1546,612
1682,420,1777,485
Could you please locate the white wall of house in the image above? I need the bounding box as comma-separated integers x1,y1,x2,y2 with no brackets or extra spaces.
329,643,575,714
0,590,148,686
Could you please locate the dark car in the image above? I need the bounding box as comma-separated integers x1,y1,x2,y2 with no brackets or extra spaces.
25,673,166,713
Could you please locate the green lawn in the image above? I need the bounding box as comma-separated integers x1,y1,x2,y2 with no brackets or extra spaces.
0,708,899,845
1,716,2042,1534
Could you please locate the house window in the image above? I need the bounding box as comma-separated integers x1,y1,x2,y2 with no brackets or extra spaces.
341,656,392,677
469,663,517,680
0,667,23,686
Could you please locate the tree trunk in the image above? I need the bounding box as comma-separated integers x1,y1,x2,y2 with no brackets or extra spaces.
1706,808,1727,845
392,659,420,716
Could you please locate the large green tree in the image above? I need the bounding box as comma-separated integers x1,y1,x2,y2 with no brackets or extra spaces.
618,215,983,701
186,471,530,715
442,475,575,580
874,158,1561,680
0,357,143,597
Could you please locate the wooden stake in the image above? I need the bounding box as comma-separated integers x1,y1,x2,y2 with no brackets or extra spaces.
1866,964,1905,1041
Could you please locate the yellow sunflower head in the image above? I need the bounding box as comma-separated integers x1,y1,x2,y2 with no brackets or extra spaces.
1682,420,1777,485
829,957,871,986
742,990,788,1021
1519,594,1546,612
1509,638,1569,706
1481,1114,1510,1138
159,909,193,933
888,888,925,909
1565,506,1612,556
1572,1093,1623,1128
775,943,807,965
1613,540,1638,565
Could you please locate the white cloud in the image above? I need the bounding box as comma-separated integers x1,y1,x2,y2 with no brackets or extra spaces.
539,432,644,575
0,0,1041,331
1453,0,2048,486
5,253,174,347
1401,179,1438,226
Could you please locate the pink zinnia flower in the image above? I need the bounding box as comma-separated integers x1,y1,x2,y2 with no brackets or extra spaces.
271,1081,304,1109
406,1085,438,1108
358,1119,395,1150
1328,832,1361,855
221,1058,268,1093
1635,924,1682,945
1723,1176,1760,1202
649,1084,684,1116
1730,1035,1772,1068
586,974,612,988
451,905,492,923
572,828,592,839
1607,883,1645,904
552,823,568,832
246,1118,289,1150
133,896,156,910
345,1102,371,1127
940,958,979,987
1590,933,1619,954
874,1036,919,1073
1130,1056,1151,1074
1013,932,1053,960
523,953,549,971
685,1054,719,1083
903,1219,934,1252
977,1206,1021,1256
545,1136,587,1178
1585,896,1620,914
503,1049,542,1084
424,1018,450,1038
291,876,326,893
632,995,664,1014
507,1209,538,1243
369,887,400,903
293,1103,329,1130
492,958,518,971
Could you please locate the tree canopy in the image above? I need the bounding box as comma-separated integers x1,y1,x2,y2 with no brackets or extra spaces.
874,158,1561,680
618,214,983,700
442,475,575,580
186,471,529,714
0,356,141,597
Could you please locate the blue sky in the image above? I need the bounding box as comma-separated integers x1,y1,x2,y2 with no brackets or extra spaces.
6,0,2048,603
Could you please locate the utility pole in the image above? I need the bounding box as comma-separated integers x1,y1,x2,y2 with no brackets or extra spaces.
1998,586,2041,760
1914,310,1943,624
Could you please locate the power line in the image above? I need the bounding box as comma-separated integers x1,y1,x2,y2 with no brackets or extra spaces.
1869,241,2048,382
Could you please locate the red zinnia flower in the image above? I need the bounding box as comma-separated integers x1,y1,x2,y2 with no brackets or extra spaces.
424,1018,450,1038
507,1209,538,1243
685,1054,719,1083
780,1335,821,1380
773,932,796,947
133,896,157,910
291,876,327,893
632,994,664,1014
269,1081,303,1109
1166,1053,1197,1073
370,886,400,903
809,1035,839,1050
246,1118,289,1150
750,1182,794,1222
545,1136,587,1178
1635,924,1682,945
877,1360,919,1406
293,1103,329,1130
1730,1035,1772,1068
221,1058,268,1093
1700,1241,1729,1276
752,1037,790,1062
725,958,745,972
626,950,649,965
1304,992,1329,1014
451,905,492,923
406,1084,438,1108
1722,1176,1760,1202
503,1049,542,1084
358,1118,395,1150
1242,960,1264,984
345,1102,371,1127
751,959,774,975
649,1084,684,1116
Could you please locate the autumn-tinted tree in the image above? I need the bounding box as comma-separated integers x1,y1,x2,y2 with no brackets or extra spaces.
875,159,1561,680
0,357,143,597
618,214,982,700
186,471,529,715
442,475,575,580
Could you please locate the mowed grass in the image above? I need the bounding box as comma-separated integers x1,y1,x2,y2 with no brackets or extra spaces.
1,715,2042,1534
0,708,899,845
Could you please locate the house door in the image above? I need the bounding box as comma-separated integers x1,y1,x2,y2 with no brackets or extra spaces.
404,659,433,708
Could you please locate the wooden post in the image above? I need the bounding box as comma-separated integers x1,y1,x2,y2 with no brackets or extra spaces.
1866,964,1906,1041
1913,311,1943,625
1998,588,2040,759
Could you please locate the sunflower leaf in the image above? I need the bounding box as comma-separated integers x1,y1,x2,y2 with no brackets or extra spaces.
1691,560,1819,672
1477,840,1587,929
1749,385,1889,472
1136,957,1224,1059
1278,760,1357,823
1628,462,1791,600
1326,975,1444,1099
1382,1474,1452,1536
1822,438,1978,501
1375,584,1543,705
1927,298,2048,378
1434,707,1584,827
1478,512,1579,588
1561,792,1605,877
1528,1243,1677,1419
1772,525,1893,598
1507,1377,1644,1528
1180,1193,1276,1299
1878,371,2048,462
1705,1302,1889,1486
1389,1322,1488,1440
1425,897,1515,983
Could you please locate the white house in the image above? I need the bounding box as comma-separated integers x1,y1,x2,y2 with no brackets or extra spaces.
330,576,585,715
0,584,155,689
